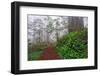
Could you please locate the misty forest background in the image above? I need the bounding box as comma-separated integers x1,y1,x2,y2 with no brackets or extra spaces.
28,15,88,61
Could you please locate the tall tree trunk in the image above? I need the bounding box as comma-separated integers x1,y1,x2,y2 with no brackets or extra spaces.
56,29,59,42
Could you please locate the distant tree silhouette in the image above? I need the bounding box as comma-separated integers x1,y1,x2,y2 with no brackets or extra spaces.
68,16,84,32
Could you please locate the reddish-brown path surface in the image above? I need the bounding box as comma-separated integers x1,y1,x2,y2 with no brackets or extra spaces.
39,47,61,60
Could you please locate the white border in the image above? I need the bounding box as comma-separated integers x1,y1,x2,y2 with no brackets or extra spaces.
20,6,95,70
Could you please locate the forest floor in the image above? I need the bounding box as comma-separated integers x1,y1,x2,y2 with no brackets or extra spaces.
39,46,61,60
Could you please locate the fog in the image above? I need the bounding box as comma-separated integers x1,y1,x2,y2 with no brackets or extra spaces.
27,15,88,45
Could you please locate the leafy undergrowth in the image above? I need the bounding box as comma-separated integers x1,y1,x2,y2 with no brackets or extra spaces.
28,46,45,61
28,43,47,61
28,50,43,61
55,28,88,59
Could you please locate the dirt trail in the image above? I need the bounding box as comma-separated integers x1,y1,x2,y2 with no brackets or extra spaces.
39,47,61,60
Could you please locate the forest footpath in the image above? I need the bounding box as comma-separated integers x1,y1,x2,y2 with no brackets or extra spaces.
39,46,61,60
